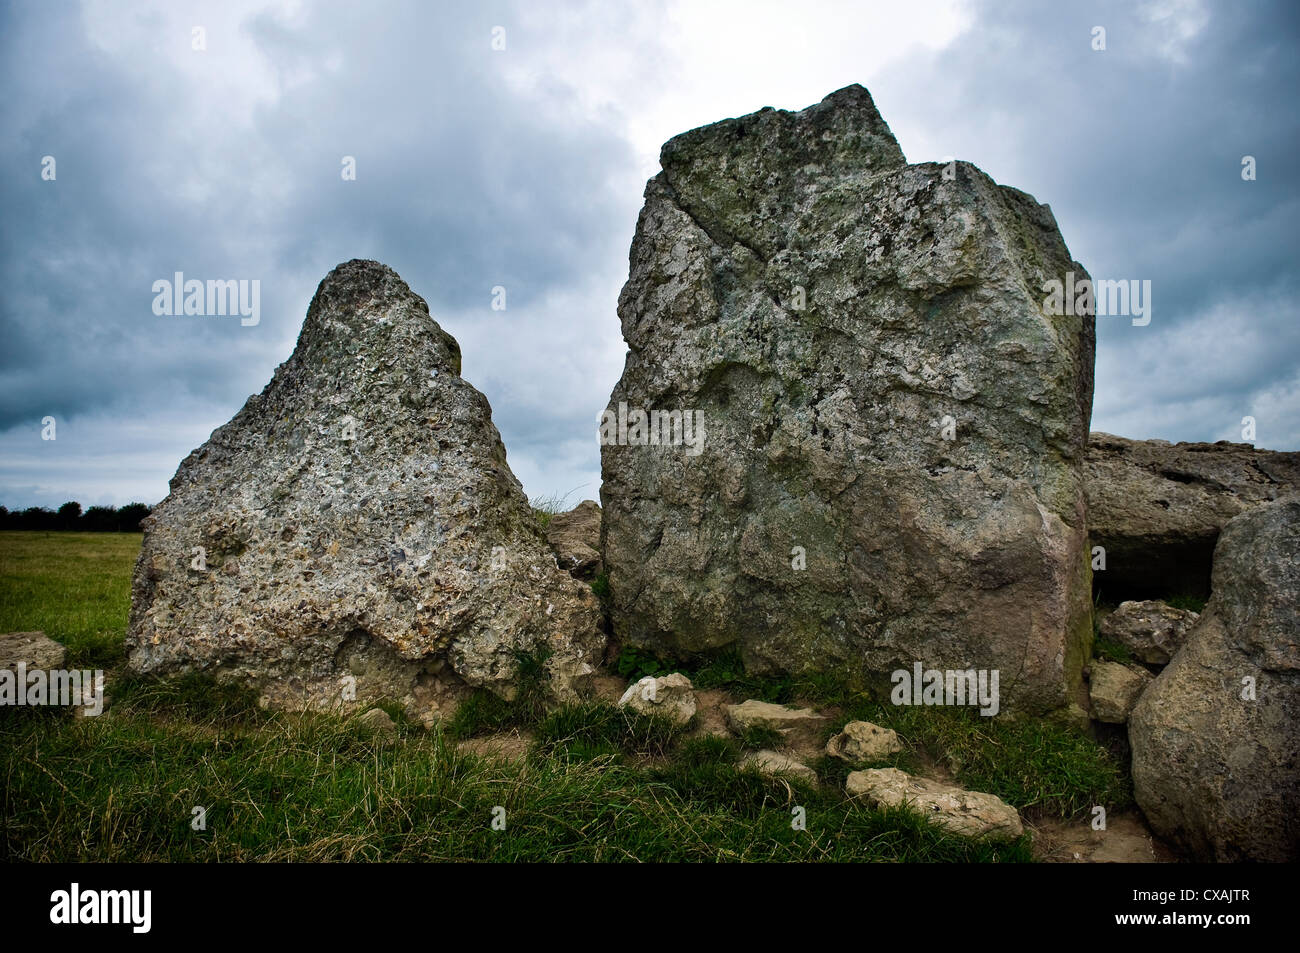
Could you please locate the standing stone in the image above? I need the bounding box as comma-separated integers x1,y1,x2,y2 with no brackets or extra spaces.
1129,496,1300,861
127,260,604,717
601,85,1095,714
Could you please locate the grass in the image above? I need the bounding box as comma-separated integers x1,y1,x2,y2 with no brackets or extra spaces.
1165,593,1207,613
0,531,1125,861
529,489,583,532
0,531,140,667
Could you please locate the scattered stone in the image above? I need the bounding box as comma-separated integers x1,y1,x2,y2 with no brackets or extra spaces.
726,699,827,746
601,84,1095,715
1086,432,1300,599
1099,599,1199,666
846,767,1024,840
741,749,817,784
1130,496,1300,861
1088,661,1152,724
126,260,604,718
617,672,697,726
357,707,396,737
825,720,903,764
0,631,67,672
545,500,603,580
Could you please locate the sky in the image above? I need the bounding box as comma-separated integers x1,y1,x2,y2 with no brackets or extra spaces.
1,0,1297,510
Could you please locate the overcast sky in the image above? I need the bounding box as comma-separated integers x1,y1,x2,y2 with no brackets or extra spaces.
2,0,1297,510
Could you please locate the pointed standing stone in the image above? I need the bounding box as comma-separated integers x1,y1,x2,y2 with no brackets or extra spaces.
127,260,603,717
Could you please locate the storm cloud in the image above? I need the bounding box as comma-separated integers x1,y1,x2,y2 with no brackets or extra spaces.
2,0,1296,509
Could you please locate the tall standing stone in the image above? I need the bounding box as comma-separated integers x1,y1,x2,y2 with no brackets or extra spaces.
600,86,1095,714
128,260,603,717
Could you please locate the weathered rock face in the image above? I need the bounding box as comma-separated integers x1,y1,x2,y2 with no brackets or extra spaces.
127,260,604,718
1129,496,1300,861
546,500,603,580
726,699,827,746
1,631,66,672
1086,432,1300,600
1098,599,1198,666
1088,660,1152,724
601,85,1095,714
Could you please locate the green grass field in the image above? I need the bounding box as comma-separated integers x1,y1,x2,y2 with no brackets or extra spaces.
0,531,1130,862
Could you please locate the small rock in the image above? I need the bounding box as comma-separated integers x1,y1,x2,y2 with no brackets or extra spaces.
1100,600,1199,666
846,767,1024,840
825,720,903,764
726,699,827,746
741,750,817,783
545,500,603,580
357,707,397,736
0,631,67,672
617,673,697,726
1088,660,1153,724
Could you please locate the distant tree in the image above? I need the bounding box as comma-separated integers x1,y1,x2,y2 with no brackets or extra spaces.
0,506,8,529
19,507,57,531
82,505,118,532
116,502,151,532
57,501,83,529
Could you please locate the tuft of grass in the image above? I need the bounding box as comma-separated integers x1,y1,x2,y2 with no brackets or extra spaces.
737,724,786,751
445,688,517,740
1165,593,1207,613
590,571,610,602
529,488,585,532
534,702,682,761
444,646,555,740
111,672,268,726
1092,634,1134,665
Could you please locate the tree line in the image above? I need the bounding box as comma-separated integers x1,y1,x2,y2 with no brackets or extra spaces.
0,501,152,532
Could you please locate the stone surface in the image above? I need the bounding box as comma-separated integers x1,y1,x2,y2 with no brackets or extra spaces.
741,749,818,783
1086,432,1300,599
825,720,903,764
357,707,396,737
545,500,603,580
0,631,66,672
846,767,1023,840
725,699,827,745
1099,599,1198,666
1130,496,1300,861
601,84,1095,714
617,672,697,726
1088,660,1152,724
126,260,604,718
